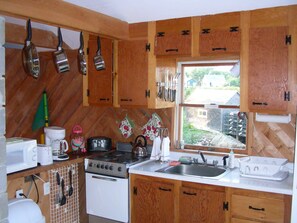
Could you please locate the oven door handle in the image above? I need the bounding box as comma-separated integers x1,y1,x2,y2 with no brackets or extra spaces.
92,175,117,182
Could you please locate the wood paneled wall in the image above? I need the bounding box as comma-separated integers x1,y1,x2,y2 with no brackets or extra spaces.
5,48,173,146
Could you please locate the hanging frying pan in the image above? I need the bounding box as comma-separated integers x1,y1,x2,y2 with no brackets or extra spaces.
22,19,40,78
53,27,70,73
78,32,87,75
93,36,105,71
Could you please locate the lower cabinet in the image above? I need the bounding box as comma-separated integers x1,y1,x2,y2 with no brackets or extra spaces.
130,174,292,223
179,182,226,223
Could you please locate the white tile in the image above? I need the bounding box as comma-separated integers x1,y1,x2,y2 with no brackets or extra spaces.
0,136,5,165
0,193,8,220
0,108,4,135
0,47,4,76
0,17,4,46
0,166,6,194
0,77,4,105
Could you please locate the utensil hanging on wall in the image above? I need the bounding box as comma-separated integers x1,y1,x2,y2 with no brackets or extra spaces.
78,32,87,75
93,36,105,71
22,19,40,78
53,27,70,73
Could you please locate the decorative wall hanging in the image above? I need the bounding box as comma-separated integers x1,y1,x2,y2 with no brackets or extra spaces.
142,113,162,140
119,115,134,138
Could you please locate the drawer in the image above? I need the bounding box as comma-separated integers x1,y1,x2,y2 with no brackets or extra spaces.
231,194,284,223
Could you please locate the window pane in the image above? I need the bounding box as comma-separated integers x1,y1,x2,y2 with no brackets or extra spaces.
181,107,246,149
183,65,240,106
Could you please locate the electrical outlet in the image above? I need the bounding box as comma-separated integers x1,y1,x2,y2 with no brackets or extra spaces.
16,189,23,198
43,182,50,195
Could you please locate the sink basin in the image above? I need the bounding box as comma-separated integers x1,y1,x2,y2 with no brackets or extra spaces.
156,164,230,179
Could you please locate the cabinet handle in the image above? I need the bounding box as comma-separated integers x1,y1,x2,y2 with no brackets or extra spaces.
252,102,268,106
212,47,227,51
99,98,110,101
249,205,265,212
183,191,197,196
158,187,171,192
165,49,178,52
120,99,132,102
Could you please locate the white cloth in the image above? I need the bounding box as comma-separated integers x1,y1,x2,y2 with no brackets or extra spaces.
150,136,161,160
160,137,170,162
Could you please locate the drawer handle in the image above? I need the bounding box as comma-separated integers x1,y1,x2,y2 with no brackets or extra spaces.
120,99,132,102
165,49,178,52
249,205,265,212
212,47,227,51
183,191,197,196
158,187,171,192
252,102,268,106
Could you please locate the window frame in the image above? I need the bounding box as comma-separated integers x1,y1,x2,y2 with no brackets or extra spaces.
175,61,248,154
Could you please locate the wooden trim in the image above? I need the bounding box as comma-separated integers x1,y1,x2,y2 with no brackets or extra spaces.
82,32,89,106
179,104,240,109
113,40,120,107
191,16,200,57
0,0,129,39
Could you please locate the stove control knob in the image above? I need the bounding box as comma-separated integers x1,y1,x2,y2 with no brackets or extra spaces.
88,162,92,167
101,164,104,169
109,166,113,171
105,165,108,170
96,164,100,168
118,167,122,172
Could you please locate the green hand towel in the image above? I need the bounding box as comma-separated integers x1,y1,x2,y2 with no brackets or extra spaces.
32,91,49,131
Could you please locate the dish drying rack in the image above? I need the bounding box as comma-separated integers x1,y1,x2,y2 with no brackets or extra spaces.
238,156,289,181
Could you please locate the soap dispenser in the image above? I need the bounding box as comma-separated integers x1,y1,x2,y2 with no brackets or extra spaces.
228,149,235,169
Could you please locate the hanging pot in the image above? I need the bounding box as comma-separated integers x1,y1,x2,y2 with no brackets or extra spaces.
93,36,105,71
77,32,87,75
53,27,70,73
22,19,40,78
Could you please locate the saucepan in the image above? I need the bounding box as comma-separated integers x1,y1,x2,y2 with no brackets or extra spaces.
22,19,40,78
78,32,87,75
93,36,105,71
53,27,70,73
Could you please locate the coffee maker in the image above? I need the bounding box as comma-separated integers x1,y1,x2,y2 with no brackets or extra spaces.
44,126,69,161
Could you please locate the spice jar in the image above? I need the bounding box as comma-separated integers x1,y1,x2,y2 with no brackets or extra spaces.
71,124,86,153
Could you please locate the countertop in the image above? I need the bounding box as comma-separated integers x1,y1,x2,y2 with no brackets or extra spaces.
129,152,294,195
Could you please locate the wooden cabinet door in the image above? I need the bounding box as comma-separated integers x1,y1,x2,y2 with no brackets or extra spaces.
118,40,148,107
199,29,241,55
155,32,191,56
179,184,226,223
248,27,289,112
131,178,174,223
88,36,113,106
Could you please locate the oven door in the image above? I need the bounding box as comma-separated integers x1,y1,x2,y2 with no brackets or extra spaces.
86,172,129,222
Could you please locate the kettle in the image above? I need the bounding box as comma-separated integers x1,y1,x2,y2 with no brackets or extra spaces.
132,135,148,157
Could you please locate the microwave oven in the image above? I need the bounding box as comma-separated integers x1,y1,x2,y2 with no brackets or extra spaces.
6,137,37,174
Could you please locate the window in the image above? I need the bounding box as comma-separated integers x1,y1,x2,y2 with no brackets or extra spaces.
177,61,247,152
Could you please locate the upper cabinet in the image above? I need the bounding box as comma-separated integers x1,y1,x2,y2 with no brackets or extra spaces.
248,26,289,112
198,12,241,56
117,39,149,107
88,35,113,106
154,18,192,56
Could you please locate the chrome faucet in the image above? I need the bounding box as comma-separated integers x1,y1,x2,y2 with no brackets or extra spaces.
198,151,207,164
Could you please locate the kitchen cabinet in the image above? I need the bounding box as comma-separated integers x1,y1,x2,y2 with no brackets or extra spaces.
199,28,241,55
130,174,227,223
88,36,113,106
117,40,149,107
230,188,292,223
248,26,289,112
131,175,175,223
154,31,191,56
179,182,226,223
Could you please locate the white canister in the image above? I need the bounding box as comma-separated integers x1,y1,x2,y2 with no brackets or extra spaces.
37,144,53,165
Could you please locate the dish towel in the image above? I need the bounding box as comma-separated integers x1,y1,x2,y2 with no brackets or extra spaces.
150,136,161,160
160,136,170,162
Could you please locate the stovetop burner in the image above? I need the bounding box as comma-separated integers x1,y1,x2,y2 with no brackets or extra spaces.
91,150,143,164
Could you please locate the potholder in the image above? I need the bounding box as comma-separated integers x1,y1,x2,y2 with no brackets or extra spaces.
119,116,134,138
142,113,162,140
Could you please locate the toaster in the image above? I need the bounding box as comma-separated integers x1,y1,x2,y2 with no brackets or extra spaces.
87,137,112,152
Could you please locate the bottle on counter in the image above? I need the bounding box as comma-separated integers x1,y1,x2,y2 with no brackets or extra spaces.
71,124,86,153
228,149,235,169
